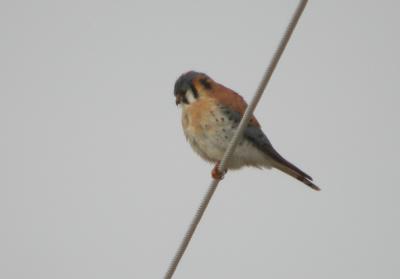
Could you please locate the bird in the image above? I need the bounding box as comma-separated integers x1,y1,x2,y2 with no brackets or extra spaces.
174,71,320,191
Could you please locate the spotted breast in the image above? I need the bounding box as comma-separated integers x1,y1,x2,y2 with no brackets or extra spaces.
181,95,271,170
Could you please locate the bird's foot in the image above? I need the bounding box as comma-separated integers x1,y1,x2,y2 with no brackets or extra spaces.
211,161,227,180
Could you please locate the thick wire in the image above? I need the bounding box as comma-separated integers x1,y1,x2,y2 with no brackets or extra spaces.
164,1,308,278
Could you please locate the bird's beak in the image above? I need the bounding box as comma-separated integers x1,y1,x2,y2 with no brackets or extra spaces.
175,95,181,105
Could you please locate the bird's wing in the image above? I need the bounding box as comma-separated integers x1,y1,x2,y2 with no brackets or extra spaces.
210,82,281,162
211,82,260,127
244,125,319,190
214,86,319,190
213,89,298,173
244,125,310,178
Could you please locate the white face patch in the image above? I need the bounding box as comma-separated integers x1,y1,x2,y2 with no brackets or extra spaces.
185,89,198,104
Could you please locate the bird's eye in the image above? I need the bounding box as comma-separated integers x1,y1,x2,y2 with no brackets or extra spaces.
200,78,212,90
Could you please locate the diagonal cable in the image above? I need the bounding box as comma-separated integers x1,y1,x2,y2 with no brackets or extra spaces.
164,1,308,278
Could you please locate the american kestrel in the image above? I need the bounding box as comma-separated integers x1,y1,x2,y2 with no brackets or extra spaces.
174,71,320,191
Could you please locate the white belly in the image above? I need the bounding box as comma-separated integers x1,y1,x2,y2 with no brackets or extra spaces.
182,107,272,170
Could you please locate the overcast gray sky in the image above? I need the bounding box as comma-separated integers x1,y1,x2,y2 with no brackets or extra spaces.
1,0,400,278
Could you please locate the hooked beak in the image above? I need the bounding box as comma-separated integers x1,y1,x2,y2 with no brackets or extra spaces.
175,94,182,105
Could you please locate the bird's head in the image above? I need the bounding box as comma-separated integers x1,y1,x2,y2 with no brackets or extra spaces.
174,71,214,106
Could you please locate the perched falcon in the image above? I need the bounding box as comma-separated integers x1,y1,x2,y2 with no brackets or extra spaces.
174,71,320,191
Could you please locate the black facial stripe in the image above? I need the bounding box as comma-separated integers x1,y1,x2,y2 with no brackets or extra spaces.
189,84,199,99
182,96,189,104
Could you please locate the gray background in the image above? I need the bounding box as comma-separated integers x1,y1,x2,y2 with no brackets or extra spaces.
1,0,399,278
